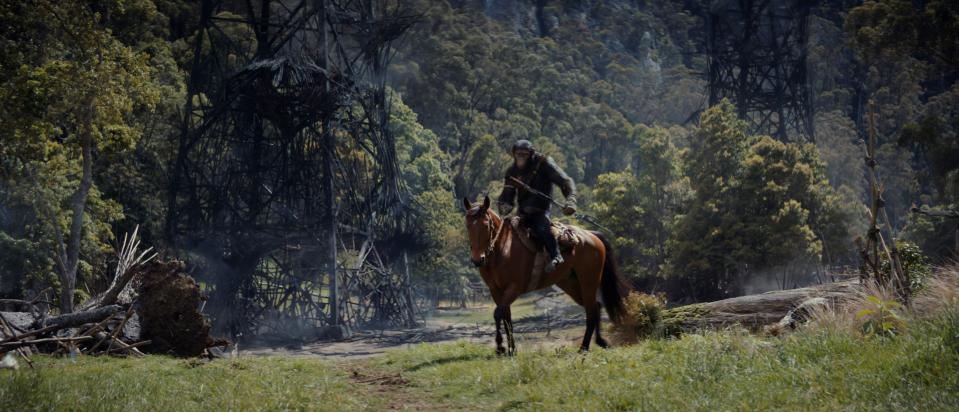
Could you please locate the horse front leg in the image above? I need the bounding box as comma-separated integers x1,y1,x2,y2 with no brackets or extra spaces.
494,307,507,356
493,285,522,356
505,306,516,356
495,305,516,356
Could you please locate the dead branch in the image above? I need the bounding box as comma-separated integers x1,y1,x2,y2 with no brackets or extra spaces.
0,336,92,351
33,305,123,330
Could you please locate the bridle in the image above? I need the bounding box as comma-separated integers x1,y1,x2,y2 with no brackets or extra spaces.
470,207,505,267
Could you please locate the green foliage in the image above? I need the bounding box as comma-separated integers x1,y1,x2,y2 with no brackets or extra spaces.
879,240,933,291
591,125,689,279
667,101,850,299
608,292,668,343
394,0,706,191
841,0,959,243
856,295,906,338
391,94,475,301
660,303,711,337
0,0,172,303
2,0,954,309
845,0,959,73
9,308,959,411
896,84,959,261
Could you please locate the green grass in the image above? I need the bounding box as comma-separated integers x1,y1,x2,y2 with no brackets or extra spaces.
5,309,958,411
377,308,959,411
0,355,374,412
431,295,575,325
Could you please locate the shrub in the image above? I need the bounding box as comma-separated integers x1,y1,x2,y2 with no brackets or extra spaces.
608,292,667,345
855,295,906,338
879,240,932,291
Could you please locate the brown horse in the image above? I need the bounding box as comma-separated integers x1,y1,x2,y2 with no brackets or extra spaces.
463,195,627,355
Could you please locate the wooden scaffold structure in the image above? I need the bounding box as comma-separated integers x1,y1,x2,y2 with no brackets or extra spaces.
165,0,421,339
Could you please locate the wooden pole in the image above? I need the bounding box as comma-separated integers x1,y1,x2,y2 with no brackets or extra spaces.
861,100,910,301
321,0,340,328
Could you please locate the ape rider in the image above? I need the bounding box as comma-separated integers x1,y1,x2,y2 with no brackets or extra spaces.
496,139,577,273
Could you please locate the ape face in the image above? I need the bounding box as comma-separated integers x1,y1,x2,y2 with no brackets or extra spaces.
514,148,530,168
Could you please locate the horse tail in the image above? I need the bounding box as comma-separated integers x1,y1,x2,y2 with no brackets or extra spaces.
592,231,629,324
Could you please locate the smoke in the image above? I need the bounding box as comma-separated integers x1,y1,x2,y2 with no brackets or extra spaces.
740,261,824,295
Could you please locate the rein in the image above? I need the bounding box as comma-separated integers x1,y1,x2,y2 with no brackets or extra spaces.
483,211,506,265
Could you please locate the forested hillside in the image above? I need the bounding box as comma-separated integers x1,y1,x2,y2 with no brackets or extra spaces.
1,0,957,333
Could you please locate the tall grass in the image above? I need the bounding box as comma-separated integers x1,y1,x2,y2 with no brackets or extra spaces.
808,263,959,335
378,306,959,411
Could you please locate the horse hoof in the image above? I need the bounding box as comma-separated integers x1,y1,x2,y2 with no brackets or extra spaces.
578,346,589,354
496,347,507,356
596,339,609,349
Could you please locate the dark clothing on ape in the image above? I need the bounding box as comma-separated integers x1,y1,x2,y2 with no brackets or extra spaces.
521,211,556,256
497,154,576,261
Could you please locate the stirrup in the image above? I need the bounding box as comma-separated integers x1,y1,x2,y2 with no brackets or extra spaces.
545,255,563,273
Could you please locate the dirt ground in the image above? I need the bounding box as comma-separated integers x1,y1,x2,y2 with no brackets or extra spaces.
240,291,590,359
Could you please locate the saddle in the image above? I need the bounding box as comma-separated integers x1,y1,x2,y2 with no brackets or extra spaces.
508,216,588,292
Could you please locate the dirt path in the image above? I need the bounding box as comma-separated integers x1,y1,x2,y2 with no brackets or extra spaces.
240,292,587,359
343,361,435,411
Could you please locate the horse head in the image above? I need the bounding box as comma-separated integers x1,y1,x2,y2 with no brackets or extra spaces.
462,195,499,267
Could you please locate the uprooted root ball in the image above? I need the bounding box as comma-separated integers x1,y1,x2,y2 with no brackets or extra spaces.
136,260,213,356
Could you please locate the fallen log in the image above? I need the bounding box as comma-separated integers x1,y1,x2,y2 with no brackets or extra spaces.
0,305,124,339
32,305,124,330
661,280,860,335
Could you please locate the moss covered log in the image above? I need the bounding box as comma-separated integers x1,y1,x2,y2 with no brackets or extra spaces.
634,281,860,337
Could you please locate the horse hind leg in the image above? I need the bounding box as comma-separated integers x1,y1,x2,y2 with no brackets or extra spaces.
593,303,609,348
575,246,607,352
580,300,600,352
554,279,595,352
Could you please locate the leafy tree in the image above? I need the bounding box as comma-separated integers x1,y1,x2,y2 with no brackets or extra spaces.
0,1,162,312
667,101,850,299
666,100,750,299
592,126,688,280
391,94,473,305
845,0,959,74
845,0,958,256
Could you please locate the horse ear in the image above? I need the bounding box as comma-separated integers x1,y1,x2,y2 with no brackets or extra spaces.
462,197,471,212
482,195,490,210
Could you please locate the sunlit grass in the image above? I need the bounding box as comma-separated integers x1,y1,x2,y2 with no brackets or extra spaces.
378,308,959,411
430,294,577,325
0,355,373,412
6,307,957,411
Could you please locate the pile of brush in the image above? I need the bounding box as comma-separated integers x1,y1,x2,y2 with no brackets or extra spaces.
0,227,223,369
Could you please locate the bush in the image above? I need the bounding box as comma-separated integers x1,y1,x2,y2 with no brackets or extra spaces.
855,295,906,338
879,240,932,291
608,292,667,344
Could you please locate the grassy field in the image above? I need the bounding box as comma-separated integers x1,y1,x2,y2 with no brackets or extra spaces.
430,295,562,325
375,308,959,411
3,307,958,411
0,355,376,411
